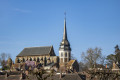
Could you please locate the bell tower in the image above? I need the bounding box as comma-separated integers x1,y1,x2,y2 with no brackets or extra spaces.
59,15,71,70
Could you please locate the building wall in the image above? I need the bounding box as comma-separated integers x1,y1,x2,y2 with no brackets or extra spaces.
59,50,71,63
15,56,58,66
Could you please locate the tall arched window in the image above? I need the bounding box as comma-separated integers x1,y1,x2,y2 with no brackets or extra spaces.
65,53,67,57
61,53,63,57
37,57,39,62
23,58,25,62
30,57,32,61
17,58,20,63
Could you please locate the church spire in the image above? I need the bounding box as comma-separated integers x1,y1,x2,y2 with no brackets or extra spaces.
59,13,71,51
59,13,71,65
63,17,67,40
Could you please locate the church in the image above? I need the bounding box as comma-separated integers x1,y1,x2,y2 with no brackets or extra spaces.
14,17,79,72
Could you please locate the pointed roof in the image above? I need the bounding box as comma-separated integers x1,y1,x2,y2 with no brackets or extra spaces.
59,17,71,51
63,18,67,40
67,60,76,67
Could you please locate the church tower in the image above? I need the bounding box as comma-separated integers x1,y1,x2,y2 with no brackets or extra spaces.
59,17,71,69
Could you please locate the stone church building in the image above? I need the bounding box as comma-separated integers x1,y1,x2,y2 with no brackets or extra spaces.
14,18,79,72
15,46,58,66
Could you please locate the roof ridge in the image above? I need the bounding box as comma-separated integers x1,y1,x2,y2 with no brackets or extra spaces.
24,46,52,49
17,45,54,57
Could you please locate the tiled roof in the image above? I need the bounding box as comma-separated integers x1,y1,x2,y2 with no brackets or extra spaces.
43,74,83,80
17,46,52,57
67,60,75,67
0,73,85,80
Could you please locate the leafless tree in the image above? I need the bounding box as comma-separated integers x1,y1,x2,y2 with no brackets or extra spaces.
81,47,105,69
0,53,11,68
79,61,88,72
7,58,12,69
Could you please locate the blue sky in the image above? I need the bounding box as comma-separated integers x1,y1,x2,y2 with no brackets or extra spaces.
0,0,120,62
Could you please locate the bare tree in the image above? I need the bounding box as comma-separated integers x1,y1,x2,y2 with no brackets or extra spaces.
81,47,104,69
7,58,12,69
0,53,11,68
79,61,88,72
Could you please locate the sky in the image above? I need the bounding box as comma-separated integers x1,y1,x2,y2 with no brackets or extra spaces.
0,0,120,62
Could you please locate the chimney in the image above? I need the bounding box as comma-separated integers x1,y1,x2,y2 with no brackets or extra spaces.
106,64,107,68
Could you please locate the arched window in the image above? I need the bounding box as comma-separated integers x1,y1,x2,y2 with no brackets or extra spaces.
30,57,32,61
61,53,63,57
17,58,20,63
33,58,36,61
37,57,39,62
23,58,25,62
65,53,67,57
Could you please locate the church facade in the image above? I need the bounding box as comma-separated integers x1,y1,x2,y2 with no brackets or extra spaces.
15,46,58,66
14,18,79,72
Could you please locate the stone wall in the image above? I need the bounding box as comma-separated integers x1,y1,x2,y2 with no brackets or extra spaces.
15,56,59,66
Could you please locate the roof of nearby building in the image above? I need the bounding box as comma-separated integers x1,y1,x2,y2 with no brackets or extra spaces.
0,73,85,80
67,60,75,67
44,74,84,80
17,46,53,57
